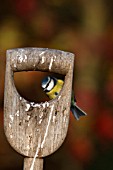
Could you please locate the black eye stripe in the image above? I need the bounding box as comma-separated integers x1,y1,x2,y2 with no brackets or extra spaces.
45,78,51,89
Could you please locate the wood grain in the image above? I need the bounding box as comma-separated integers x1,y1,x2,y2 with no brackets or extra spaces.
24,158,43,170
4,48,74,169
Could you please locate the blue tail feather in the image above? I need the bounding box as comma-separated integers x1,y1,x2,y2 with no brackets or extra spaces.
71,105,87,120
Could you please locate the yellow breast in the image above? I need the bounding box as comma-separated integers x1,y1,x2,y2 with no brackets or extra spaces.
46,79,64,99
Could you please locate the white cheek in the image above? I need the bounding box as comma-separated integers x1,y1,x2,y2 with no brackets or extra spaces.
47,80,54,91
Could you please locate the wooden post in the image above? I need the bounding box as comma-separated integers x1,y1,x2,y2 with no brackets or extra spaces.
4,48,74,170
24,158,43,170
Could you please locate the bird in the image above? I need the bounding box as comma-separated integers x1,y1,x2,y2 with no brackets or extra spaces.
41,76,87,120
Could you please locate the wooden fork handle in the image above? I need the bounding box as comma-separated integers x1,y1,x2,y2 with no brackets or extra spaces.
24,158,43,170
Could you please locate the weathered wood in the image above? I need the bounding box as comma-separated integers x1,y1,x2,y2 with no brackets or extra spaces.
24,158,43,170
4,48,74,169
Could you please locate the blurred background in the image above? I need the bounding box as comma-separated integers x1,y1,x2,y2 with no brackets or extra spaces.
0,0,113,169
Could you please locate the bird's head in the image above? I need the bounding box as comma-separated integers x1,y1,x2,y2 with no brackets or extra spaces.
41,76,57,92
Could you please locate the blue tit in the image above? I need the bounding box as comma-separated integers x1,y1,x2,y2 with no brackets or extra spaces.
41,76,87,120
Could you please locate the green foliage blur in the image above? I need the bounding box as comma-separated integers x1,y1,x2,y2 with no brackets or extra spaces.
0,0,113,169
